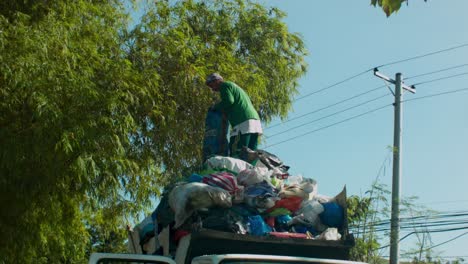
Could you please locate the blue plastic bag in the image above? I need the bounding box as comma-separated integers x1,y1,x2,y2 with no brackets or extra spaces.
248,215,272,236
319,202,344,228
203,109,229,161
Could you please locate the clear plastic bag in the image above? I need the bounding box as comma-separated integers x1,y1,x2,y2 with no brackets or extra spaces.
237,168,267,187
295,199,325,229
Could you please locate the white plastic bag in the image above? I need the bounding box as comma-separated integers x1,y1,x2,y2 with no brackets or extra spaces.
168,182,232,228
205,156,253,174
316,227,342,241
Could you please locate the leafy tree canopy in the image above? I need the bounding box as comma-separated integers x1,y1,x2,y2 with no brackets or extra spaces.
0,0,307,262
371,0,427,17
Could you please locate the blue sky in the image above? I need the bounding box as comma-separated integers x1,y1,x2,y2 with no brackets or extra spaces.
258,0,468,260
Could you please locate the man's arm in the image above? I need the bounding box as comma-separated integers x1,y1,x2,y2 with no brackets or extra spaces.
213,85,234,111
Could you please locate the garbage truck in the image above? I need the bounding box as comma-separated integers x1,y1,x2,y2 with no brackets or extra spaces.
88,152,358,264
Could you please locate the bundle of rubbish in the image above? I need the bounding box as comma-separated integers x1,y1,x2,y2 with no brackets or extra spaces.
128,149,346,255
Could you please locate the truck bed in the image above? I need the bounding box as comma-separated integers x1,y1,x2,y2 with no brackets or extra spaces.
176,187,354,263
180,229,354,263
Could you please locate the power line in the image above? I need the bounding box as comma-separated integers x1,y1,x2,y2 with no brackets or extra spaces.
267,93,389,138
412,72,468,86
267,64,467,133
426,231,468,251
294,69,373,101
382,256,468,259
288,73,468,134
405,63,468,80
370,222,468,234
293,44,468,103
393,231,468,256
377,227,468,250
402,87,468,103
264,86,468,148
352,210,468,228
266,84,387,130
423,199,468,205
375,43,468,69
264,104,392,149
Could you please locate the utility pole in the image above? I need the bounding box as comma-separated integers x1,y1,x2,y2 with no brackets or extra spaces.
374,69,415,264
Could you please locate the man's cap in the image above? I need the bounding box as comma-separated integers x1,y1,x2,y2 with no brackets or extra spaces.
206,73,223,84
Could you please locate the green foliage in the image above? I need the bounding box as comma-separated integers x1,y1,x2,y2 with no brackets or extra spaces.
126,0,307,179
0,1,161,262
0,0,307,262
348,183,389,263
370,0,427,17
347,181,437,263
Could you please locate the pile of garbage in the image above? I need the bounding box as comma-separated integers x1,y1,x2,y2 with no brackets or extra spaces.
129,149,346,255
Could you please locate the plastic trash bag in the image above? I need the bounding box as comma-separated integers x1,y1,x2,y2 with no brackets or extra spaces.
248,215,272,236
286,174,303,186
237,168,268,187
242,148,290,175
205,155,253,175
168,182,232,228
316,227,342,241
288,213,328,232
153,190,175,228
265,208,292,217
202,171,239,194
188,173,203,183
244,180,277,197
319,202,344,228
266,196,303,214
202,172,244,203
279,178,317,200
244,195,278,210
296,199,324,228
203,109,229,161
275,215,293,232
197,208,246,234
244,181,279,210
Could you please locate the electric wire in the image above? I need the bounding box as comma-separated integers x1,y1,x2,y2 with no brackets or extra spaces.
402,87,468,103
382,256,468,260
357,217,468,231
265,86,468,148
377,229,468,250
267,93,390,139
411,72,468,86
293,44,468,103
351,210,468,228
294,69,373,102
374,43,468,69
263,44,468,148
424,199,468,205
266,84,387,130
405,63,468,80
350,211,468,237
369,222,468,234
270,64,467,133
426,231,468,251
264,103,392,149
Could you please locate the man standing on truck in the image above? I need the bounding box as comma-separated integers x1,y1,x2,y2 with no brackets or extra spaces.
205,73,263,159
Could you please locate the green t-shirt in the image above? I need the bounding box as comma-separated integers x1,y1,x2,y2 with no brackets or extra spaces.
213,81,260,127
